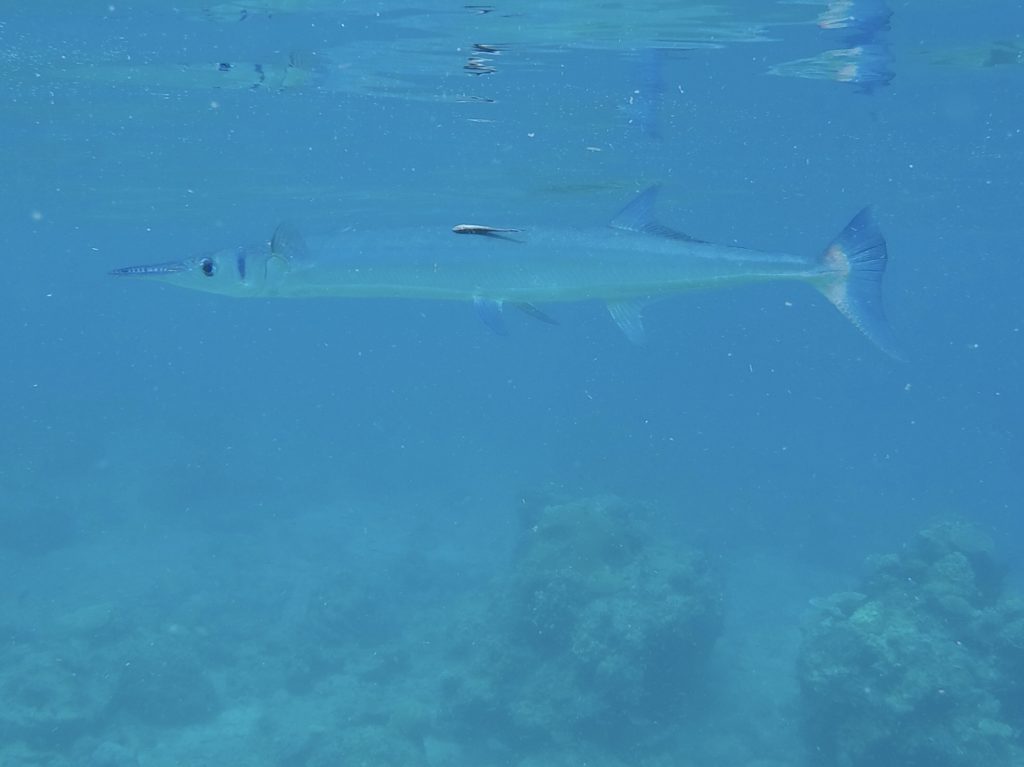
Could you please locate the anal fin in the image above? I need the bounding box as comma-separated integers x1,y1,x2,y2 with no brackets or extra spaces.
607,300,650,344
473,297,507,335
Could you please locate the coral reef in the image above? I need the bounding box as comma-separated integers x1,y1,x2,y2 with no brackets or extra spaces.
0,641,114,750
438,495,724,762
0,493,723,766
108,633,222,727
798,520,1024,767
0,595,222,765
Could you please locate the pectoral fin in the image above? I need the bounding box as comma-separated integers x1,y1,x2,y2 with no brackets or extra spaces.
266,222,310,283
270,223,310,262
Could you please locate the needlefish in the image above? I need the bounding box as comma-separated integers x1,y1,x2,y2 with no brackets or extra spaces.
110,187,903,357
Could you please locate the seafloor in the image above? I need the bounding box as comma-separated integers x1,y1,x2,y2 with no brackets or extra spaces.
1,491,1021,767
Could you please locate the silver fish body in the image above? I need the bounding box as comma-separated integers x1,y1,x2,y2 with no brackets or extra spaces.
111,188,902,356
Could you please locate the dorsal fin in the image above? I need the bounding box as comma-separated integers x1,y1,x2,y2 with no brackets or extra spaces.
610,186,704,243
610,186,660,231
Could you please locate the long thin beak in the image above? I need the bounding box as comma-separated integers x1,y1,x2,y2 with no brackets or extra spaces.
109,261,188,277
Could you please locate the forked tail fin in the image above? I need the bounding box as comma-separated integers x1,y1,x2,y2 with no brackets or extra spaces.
816,207,905,359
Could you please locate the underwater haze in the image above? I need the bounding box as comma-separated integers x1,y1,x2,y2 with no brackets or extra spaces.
1,1,1022,765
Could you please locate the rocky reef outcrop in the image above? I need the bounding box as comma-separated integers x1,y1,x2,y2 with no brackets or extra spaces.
438,495,724,761
798,520,1024,767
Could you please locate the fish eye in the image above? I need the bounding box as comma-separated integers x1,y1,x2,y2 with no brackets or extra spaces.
200,257,216,277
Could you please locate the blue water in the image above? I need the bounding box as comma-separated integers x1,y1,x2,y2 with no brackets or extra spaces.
2,2,1022,765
